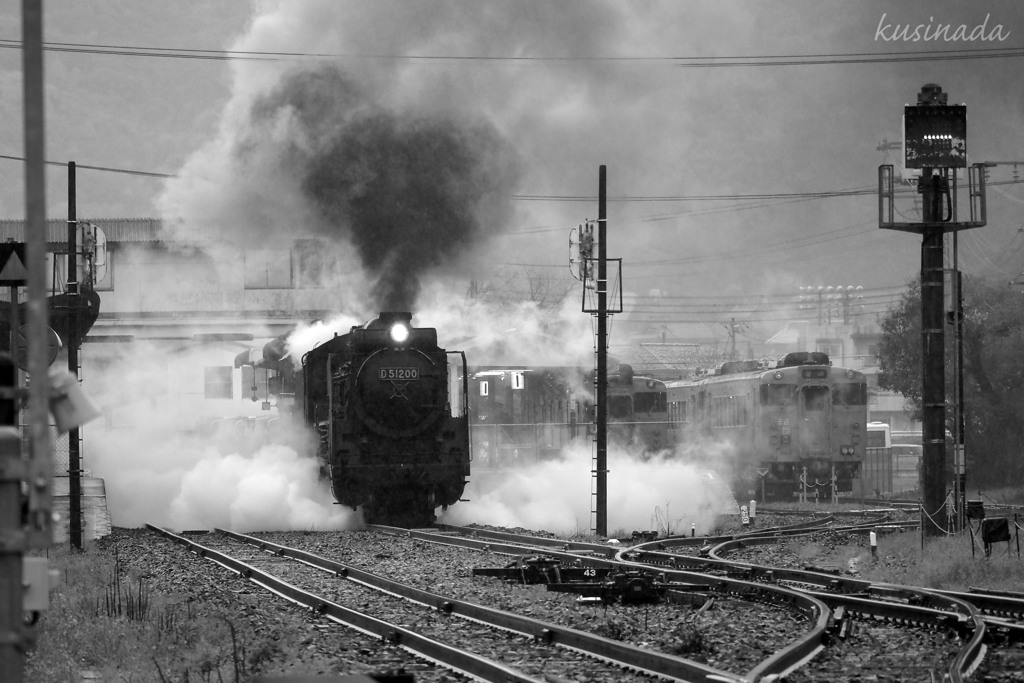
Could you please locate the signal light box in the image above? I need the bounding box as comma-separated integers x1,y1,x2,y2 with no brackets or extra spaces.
904,104,967,168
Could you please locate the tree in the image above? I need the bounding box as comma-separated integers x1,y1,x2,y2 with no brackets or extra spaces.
467,266,571,309
877,280,923,416
877,276,1024,487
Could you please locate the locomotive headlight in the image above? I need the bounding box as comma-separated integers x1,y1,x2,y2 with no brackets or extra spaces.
389,322,410,344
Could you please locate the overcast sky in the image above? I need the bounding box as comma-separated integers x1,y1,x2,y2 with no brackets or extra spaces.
1,0,1022,342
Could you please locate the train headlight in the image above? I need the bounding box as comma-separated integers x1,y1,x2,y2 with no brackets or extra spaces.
773,371,783,380
389,323,410,344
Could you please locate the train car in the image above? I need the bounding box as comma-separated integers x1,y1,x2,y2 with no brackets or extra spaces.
466,364,670,467
240,312,471,526
605,364,670,453
665,352,868,502
469,366,588,468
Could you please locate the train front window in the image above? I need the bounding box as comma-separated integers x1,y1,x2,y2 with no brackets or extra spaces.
633,391,666,415
761,384,796,406
802,386,829,411
608,395,632,420
833,383,867,406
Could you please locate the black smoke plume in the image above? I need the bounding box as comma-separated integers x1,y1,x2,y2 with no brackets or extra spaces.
247,64,521,310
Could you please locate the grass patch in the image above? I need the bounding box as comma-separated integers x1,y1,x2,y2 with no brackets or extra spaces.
859,528,1024,591
24,546,265,683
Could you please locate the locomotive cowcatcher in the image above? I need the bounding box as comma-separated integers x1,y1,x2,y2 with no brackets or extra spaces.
302,312,471,526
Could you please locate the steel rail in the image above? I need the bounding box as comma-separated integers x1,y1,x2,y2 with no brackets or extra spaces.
672,534,992,681
215,528,746,683
375,524,833,681
393,521,996,681
146,525,545,683
706,534,1024,629
436,515,848,554
803,590,986,683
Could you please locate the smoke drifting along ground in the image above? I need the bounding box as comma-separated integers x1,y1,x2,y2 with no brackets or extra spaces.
84,341,354,532
442,442,738,537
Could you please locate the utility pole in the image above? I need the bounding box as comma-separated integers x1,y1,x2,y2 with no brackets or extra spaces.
879,83,986,538
595,166,607,537
951,265,966,532
68,161,82,550
573,166,623,537
4,3,54,681
0,354,21,680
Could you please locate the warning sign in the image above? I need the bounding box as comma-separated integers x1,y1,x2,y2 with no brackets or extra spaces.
0,242,27,286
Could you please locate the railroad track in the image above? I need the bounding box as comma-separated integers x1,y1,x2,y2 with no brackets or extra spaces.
148,524,787,682
371,521,1006,681
143,513,1022,681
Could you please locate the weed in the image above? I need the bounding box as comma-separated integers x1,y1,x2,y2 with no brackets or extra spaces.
657,618,712,656
651,504,684,537
593,618,626,641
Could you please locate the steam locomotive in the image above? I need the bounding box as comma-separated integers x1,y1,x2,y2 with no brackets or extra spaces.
241,312,471,526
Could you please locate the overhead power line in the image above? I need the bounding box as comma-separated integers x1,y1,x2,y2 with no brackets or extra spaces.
0,154,174,178
0,39,1022,67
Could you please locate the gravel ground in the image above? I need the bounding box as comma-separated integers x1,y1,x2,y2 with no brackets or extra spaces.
252,528,809,675
29,521,815,682
28,509,973,682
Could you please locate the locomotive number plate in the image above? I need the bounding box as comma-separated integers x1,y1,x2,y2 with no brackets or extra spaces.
379,367,419,381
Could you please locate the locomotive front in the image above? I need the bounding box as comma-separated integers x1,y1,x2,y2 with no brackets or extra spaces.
754,353,867,500
303,312,470,526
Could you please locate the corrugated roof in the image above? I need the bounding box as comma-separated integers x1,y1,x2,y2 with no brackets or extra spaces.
0,218,163,243
611,342,728,379
766,327,802,344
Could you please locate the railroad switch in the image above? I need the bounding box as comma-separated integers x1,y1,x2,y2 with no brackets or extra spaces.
827,606,855,641
548,569,672,605
472,555,595,584
475,557,707,606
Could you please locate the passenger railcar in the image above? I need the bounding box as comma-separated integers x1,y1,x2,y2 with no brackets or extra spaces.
470,366,589,467
666,352,868,501
467,364,671,467
605,364,670,453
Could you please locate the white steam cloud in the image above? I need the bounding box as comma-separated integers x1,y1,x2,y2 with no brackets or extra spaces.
84,340,354,532
442,443,738,536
